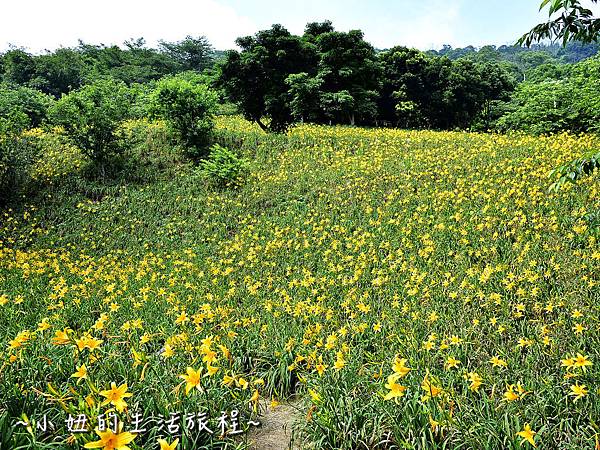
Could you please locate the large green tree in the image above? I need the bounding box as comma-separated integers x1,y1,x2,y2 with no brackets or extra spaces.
378,47,515,129
378,47,451,128
218,24,318,132
1,49,36,85
444,60,516,129
310,27,380,125
285,22,381,126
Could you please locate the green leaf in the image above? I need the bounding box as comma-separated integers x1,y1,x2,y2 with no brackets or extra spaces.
539,0,554,12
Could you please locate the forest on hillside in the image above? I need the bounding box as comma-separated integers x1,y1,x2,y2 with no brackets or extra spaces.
1,26,599,135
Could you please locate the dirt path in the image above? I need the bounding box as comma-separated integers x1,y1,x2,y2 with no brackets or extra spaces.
247,400,302,450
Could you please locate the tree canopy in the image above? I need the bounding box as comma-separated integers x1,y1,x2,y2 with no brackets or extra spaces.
219,22,521,131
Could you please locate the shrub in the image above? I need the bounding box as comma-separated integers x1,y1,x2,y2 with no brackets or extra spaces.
23,128,85,183
150,73,218,158
0,120,17,203
200,144,249,187
0,119,39,204
119,118,172,154
118,118,184,179
49,78,134,166
128,82,155,119
0,82,54,129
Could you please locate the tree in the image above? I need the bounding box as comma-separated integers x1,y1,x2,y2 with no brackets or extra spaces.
158,36,215,72
378,47,514,129
310,28,381,125
285,72,324,122
524,62,570,82
498,56,600,134
0,82,54,129
2,49,36,85
218,24,318,132
49,78,134,166
468,62,517,129
556,40,599,61
303,21,335,40
29,48,86,96
150,73,218,157
76,40,179,85
285,24,381,126
443,59,492,129
519,0,599,46
378,47,449,127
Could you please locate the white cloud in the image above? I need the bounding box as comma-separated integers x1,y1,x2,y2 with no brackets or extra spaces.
0,0,257,52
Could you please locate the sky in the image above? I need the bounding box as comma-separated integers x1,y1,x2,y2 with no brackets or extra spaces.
1,0,599,53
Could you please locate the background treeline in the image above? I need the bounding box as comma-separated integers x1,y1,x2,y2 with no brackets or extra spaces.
1,21,599,133
217,21,599,132
430,41,598,65
0,36,219,95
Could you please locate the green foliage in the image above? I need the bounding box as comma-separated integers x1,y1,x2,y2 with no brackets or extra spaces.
200,143,249,187
150,73,218,158
524,62,571,82
307,26,381,125
28,48,86,96
497,81,574,134
433,42,598,65
0,82,53,129
49,78,134,164
158,36,215,72
221,24,521,130
0,120,38,204
378,47,516,129
285,72,324,123
0,37,219,97
78,39,180,86
218,24,319,132
549,150,600,191
1,49,36,85
519,0,600,46
1,27,597,134
220,22,382,129
0,120,18,203
0,84,54,202
498,56,600,134
379,47,445,127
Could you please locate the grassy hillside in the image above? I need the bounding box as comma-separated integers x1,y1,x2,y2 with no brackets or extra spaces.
1,117,599,449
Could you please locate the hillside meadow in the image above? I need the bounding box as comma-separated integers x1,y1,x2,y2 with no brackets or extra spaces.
1,117,599,449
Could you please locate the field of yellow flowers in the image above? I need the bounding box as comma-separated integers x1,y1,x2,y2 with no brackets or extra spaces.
1,117,599,449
